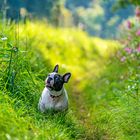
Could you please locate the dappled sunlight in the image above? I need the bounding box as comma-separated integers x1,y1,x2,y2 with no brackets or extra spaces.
92,38,120,58
18,22,119,81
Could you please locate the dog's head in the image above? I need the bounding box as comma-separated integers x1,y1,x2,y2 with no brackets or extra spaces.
45,64,71,92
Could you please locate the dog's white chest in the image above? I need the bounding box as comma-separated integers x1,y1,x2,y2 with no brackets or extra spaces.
38,87,68,112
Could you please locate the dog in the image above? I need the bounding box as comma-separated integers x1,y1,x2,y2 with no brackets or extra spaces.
38,64,71,112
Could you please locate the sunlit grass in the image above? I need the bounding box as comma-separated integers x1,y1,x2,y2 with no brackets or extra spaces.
0,21,139,140
18,21,119,79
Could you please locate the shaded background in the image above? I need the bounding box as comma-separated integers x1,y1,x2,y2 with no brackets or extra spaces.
0,0,135,38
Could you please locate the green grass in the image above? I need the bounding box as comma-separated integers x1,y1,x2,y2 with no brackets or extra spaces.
0,21,139,140
0,93,84,140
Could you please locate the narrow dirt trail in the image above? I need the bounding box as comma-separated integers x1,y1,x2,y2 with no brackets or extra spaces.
69,60,108,139
70,81,95,139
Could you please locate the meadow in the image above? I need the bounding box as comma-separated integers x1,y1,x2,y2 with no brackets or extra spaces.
0,21,140,140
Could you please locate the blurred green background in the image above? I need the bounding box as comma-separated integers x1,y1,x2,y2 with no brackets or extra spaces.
0,0,135,38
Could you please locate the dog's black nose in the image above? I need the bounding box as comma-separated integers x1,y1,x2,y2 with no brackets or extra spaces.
47,77,52,83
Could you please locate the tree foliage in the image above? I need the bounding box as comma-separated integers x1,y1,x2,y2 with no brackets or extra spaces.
112,0,140,10
0,0,136,38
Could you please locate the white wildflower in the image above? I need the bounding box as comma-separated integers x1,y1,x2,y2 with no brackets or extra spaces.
1,37,8,41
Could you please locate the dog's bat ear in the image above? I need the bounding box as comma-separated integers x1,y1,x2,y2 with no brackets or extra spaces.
53,64,59,73
63,73,71,83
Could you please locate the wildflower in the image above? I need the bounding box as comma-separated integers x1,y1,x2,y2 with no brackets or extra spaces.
136,44,140,52
136,29,140,36
120,56,126,62
1,37,7,41
126,20,132,29
124,47,132,54
135,6,140,18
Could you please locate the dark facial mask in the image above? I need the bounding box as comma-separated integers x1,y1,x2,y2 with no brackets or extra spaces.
53,74,64,91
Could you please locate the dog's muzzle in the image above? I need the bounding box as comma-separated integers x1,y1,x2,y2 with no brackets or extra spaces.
46,84,54,90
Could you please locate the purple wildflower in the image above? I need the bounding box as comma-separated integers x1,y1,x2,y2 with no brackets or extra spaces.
135,6,140,17
136,29,140,36
126,21,132,29
136,45,140,52
124,47,132,54
121,56,126,62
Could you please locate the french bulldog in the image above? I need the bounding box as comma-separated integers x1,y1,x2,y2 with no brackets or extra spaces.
38,64,71,112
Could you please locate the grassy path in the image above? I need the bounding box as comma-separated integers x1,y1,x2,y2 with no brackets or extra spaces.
0,21,139,139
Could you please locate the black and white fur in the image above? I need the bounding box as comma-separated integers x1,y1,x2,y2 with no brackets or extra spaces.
38,65,71,112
